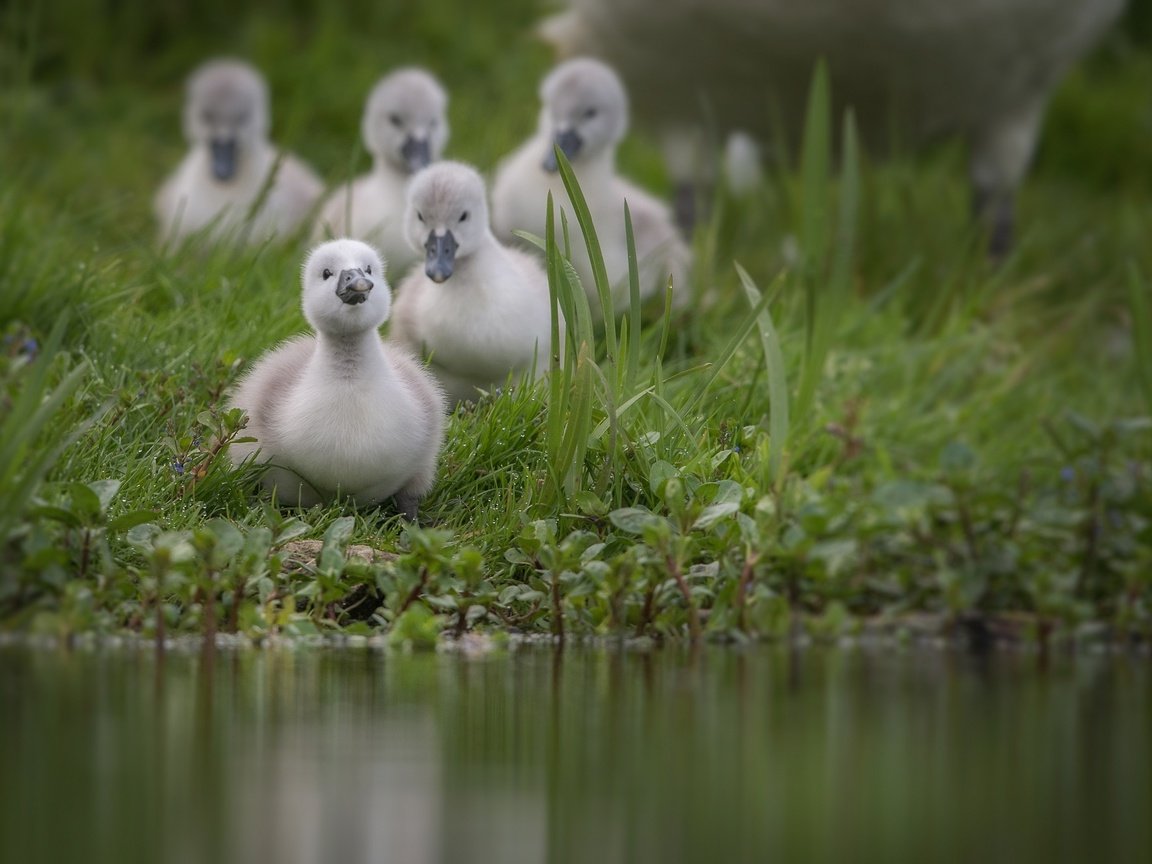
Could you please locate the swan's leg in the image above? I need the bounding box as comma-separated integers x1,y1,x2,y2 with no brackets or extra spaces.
969,100,1046,260
661,125,710,239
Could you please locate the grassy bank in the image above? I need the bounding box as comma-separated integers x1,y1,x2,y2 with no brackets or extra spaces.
0,0,1149,646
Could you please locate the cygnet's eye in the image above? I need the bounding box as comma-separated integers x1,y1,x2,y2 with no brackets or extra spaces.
322,269,333,280
365,265,372,275
583,107,598,120
388,113,403,128
459,211,469,223
417,211,424,223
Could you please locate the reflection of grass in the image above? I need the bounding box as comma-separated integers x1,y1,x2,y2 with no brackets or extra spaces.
0,1,1149,643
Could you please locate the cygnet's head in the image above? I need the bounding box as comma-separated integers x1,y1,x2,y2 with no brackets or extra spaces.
183,58,270,183
538,57,629,172
362,68,449,174
404,161,490,284
301,239,391,336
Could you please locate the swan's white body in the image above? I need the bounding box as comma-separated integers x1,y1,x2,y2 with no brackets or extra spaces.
391,162,556,405
314,69,449,275
229,240,445,516
542,0,1126,250
155,59,322,245
491,59,689,315
315,169,414,273
156,149,322,245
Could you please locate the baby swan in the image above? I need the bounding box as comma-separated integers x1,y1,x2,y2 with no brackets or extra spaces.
315,68,449,275
491,57,690,317
390,162,556,406
155,58,323,246
229,239,446,519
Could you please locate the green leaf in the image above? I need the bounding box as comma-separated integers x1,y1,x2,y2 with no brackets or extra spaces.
609,507,663,535
108,510,160,533
712,480,744,507
66,482,104,522
648,460,677,496
125,523,161,551
89,479,122,511
205,518,245,566
29,505,82,528
693,502,740,530
319,516,355,572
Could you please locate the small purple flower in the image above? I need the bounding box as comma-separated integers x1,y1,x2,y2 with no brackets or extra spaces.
192,437,203,448
1060,467,1075,483
22,338,38,355
171,461,185,475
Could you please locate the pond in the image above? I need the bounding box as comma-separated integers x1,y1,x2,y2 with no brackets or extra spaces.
1,642,1148,863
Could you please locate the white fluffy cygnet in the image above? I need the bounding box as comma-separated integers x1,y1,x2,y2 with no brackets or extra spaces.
491,57,690,317
229,239,446,519
314,68,449,275
155,58,324,246
390,162,557,406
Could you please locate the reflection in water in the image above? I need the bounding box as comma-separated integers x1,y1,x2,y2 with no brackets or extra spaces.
0,644,1148,863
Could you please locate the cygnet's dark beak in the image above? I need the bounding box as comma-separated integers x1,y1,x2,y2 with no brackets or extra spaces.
542,128,583,172
210,138,238,181
335,268,374,305
424,231,458,283
401,136,432,173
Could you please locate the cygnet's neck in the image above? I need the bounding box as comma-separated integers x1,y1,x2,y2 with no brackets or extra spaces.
200,139,275,185
446,234,500,282
312,327,391,382
372,154,410,181
558,142,616,181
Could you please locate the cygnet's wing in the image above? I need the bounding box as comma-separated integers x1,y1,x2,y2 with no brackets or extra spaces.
271,152,325,231
490,137,549,243
382,342,447,496
387,265,429,352
229,335,315,452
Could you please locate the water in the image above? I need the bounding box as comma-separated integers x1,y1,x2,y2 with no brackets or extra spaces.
1,642,1148,864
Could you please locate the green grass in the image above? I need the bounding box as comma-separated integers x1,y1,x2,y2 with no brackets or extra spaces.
0,0,1149,645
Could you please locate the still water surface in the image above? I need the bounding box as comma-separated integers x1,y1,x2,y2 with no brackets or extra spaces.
1,643,1148,863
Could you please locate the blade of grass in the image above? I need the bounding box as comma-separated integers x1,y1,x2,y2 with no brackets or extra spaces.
1129,264,1152,415
736,263,790,484
554,145,617,354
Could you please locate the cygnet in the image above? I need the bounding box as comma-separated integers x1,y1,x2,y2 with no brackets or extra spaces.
229,239,446,519
155,58,324,246
491,57,690,317
314,68,449,275
390,162,557,406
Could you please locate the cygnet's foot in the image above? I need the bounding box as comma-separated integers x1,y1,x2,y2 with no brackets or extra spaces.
394,490,421,524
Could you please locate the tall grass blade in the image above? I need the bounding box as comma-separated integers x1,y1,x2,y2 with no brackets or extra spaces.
797,107,861,418
799,60,832,368
554,145,618,354
736,264,789,483
623,202,643,393
544,193,597,501
1129,264,1152,415
0,318,105,553
684,286,775,416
